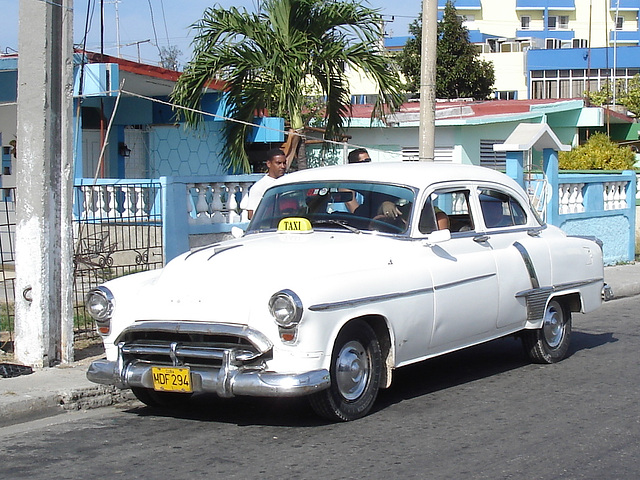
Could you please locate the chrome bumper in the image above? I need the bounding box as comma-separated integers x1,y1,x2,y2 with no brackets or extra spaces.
87,358,330,398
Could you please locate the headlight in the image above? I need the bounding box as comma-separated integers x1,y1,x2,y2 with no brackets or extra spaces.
86,286,114,322
268,289,303,327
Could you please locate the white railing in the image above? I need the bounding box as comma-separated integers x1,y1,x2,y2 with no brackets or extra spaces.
558,180,630,214
76,183,161,221
451,191,469,214
187,180,255,225
558,182,585,214
603,181,628,210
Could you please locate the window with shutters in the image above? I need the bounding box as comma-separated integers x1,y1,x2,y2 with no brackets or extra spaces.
480,140,506,170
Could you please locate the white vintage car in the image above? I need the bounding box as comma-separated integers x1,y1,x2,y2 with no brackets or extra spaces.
86,163,609,421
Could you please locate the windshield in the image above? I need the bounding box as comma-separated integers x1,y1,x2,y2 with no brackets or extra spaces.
246,181,416,235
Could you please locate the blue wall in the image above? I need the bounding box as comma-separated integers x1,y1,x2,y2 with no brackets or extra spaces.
0,70,17,103
528,45,640,70
149,122,228,177
0,57,18,104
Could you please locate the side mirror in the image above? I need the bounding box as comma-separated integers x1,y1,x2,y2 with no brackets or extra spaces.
423,229,451,245
231,226,245,239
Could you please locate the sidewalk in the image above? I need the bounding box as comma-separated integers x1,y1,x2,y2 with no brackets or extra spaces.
1,263,638,427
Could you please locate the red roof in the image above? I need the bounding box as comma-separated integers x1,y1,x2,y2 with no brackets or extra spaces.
349,98,567,119
79,50,226,91
348,98,634,124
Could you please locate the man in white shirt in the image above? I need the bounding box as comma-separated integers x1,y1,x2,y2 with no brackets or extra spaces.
246,148,287,219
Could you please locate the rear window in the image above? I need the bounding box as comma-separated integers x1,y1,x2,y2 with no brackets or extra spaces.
478,189,527,228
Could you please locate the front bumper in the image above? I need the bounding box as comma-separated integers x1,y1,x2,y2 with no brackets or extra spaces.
88,321,331,398
87,354,330,398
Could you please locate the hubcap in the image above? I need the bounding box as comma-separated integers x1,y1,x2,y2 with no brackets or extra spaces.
335,340,370,401
543,305,565,349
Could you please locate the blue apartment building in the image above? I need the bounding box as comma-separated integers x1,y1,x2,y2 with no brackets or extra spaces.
431,0,640,101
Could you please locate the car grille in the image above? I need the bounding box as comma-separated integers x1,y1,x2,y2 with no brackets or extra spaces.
115,321,273,368
523,289,551,322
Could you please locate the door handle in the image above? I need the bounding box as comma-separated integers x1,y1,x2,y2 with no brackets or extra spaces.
473,235,489,243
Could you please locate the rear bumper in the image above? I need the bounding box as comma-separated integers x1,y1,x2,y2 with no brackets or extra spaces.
87,357,330,398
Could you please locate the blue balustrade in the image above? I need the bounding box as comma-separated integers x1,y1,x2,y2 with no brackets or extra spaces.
505,152,636,265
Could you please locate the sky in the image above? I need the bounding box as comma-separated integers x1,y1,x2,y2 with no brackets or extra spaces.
0,0,419,67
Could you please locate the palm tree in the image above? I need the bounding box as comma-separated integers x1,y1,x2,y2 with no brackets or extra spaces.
171,0,404,173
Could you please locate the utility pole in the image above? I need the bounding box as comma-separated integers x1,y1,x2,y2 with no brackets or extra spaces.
419,0,438,161
15,0,74,366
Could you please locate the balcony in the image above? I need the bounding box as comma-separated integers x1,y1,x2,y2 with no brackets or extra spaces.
516,1,575,10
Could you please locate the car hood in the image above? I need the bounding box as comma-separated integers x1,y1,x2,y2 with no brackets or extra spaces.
131,231,412,324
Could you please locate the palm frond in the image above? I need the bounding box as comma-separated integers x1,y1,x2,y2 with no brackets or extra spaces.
171,0,404,172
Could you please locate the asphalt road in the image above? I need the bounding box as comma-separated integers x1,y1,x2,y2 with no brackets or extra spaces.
1,296,638,480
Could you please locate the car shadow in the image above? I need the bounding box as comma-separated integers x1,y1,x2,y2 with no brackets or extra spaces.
373,328,617,414
123,329,616,427
125,394,324,427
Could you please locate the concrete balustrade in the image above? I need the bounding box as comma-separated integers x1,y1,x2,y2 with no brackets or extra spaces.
74,165,636,266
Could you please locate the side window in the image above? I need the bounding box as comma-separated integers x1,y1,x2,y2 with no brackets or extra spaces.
479,189,527,228
419,189,474,234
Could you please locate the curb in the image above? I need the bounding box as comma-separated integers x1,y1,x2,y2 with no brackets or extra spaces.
0,393,63,428
0,383,136,428
59,384,137,412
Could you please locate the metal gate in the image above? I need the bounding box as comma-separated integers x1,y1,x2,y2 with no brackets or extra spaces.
0,182,164,355
73,181,164,332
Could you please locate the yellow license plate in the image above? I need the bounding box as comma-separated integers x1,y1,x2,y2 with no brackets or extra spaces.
151,366,192,393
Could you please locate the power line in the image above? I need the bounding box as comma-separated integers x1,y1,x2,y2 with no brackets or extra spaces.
146,0,162,57
114,89,389,154
160,0,171,47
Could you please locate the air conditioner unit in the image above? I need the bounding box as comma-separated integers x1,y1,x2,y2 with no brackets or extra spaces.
572,38,588,48
73,63,119,97
501,42,520,52
546,38,561,49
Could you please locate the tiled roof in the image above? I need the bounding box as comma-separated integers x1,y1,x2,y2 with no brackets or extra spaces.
348,98,633,124
349,98,567,119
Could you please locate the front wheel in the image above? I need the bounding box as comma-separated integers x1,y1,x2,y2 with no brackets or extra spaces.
309,320,382,422
522,300,572,364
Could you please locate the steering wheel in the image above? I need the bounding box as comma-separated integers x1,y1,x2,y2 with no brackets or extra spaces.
368,217,406,234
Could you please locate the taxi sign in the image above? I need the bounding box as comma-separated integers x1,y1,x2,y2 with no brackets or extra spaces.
277,217,313,233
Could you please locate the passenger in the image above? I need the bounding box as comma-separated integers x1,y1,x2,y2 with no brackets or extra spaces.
347,148,371,164
333,148,370,213
436,210,450,230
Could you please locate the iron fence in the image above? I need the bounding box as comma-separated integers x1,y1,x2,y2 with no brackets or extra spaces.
73,181,164,333
0,190,15,353
0,182,164,355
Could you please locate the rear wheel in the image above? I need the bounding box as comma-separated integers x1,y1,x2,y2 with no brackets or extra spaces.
522,299,572,364
131,387,192,409
309,320,382,422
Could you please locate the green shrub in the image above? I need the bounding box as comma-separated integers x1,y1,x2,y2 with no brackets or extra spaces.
559,132,636,170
